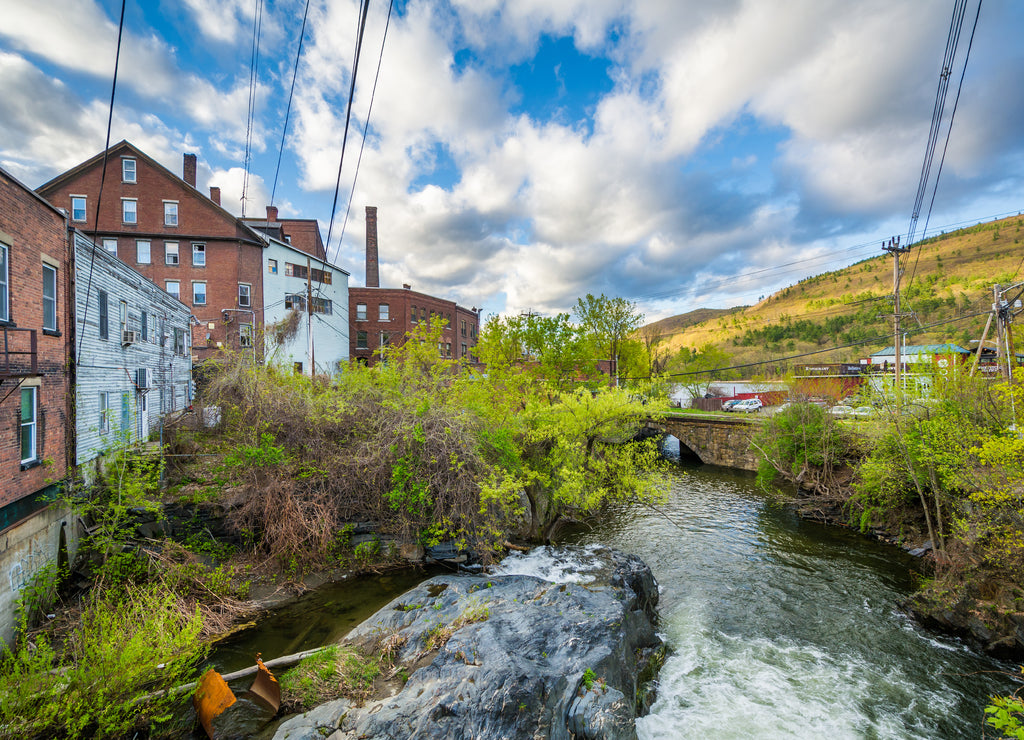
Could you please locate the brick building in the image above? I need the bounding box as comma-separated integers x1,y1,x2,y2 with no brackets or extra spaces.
349,207,480,365
0,166,77,645
37,141,266,361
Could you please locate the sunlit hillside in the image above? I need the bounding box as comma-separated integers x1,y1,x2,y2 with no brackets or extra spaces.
647,214,1024,372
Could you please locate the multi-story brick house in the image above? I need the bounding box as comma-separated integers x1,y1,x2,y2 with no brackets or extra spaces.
349,207,480,365
0,166,76,645
37,141,266,362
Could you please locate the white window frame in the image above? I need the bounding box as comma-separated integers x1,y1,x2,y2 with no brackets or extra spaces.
193,281,207,306
163,200,178,227
20,387,37,464
238,283,251,308
165,280,180,300
71,195,87,222
102,238,118,255
379,303,389,321
0,241,9,322
136,240,151,264
99,391,110,434
122,198,137,224
240,323,253,347
42,263,57,332
192,242,206,267
165,241,179,265
122,157,137,183
119,299,128,332
356,303,367,321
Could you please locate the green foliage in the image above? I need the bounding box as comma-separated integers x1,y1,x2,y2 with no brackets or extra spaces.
280,644,386,709
752,402,855,493
667,343,739,399
986,670,1024,740
582,667,597,691
0,582,206,739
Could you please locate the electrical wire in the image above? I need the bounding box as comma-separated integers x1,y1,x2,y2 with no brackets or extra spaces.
77,0,126,367
241,0,265,218
268,0,310,214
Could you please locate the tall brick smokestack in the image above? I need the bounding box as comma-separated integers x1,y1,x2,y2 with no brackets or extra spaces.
365,206,379,288
183,153,197,187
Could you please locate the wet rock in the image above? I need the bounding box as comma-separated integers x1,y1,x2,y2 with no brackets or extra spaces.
272,546,662,740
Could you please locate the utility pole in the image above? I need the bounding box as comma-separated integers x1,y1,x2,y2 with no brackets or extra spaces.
306,256,314,376
882,236,910,398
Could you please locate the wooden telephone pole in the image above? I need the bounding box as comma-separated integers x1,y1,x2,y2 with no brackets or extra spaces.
882,236,911,396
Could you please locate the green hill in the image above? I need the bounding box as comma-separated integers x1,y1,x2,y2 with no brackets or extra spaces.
647,214,1024,371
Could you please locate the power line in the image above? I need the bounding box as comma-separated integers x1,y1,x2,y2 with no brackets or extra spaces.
77,0,126,367
268,0,310,213
329,0,395,267
241,0,265,218
324,0,371,256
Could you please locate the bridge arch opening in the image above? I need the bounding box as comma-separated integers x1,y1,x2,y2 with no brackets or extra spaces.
661,434,703,464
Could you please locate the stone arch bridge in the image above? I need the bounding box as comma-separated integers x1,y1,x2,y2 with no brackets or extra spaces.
645,414,761,472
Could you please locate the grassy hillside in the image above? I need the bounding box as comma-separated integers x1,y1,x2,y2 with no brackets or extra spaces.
648,214,1024,372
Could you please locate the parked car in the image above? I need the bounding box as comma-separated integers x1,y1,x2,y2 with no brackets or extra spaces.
733,398,764,413
721,399,742,412
828,405,854,418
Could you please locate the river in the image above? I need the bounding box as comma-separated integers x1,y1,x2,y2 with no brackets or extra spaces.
213,440,1018,738
558,439,1017,739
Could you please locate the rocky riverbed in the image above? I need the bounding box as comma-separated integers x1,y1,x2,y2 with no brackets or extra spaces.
268,546,664,740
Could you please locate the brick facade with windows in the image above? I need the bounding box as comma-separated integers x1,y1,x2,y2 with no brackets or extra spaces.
0,167,71,518
37,141,265,361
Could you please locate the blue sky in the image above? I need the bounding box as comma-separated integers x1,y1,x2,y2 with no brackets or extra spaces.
1,0,1022,323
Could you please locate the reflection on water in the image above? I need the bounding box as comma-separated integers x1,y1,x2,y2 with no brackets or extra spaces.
564,439,1017,740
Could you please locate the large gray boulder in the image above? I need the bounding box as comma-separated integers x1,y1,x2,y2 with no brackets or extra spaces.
272,546,663,740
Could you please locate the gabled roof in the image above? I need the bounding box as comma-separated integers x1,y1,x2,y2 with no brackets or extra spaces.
36,140,265,244
871,343,970,356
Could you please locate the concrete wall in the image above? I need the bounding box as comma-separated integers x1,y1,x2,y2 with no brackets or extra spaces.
0,504,79,646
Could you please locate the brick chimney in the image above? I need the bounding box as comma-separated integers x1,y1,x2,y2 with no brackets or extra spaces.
183,153,197,187
209,186,221,205
266,205,278,223
365,206,379,288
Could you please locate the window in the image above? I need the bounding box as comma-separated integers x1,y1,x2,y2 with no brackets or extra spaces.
122,198,137,224
356,330,368,349
136,240,150,264
311,297,332,315
71,196,87,222
461,320,467,337
379,304,389,321
165,241,179,265
285,294,305,311
240,324,253,347
238,283,251,308
410,305,417,324
99,391,110,434
420,308,426,323
164,201,178,226
462,343,468,357
446,342,452,358
121,391,130,434
173,328,185,355
293,362,303,374
356,303,367,321
0,242,8,322
268,259,278,274
193,281,206,305
42,264,57,332
20,387,37,463
165,280,180,300
470,323,476,338
122,158,136,183
192,243,205,266
141,310,148,341
284,262,307,279
98,290,108,339
102,238,118,255
119,299,128,332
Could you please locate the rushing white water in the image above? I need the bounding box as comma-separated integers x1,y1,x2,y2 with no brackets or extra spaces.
492,543,605,584
558,439,1018,740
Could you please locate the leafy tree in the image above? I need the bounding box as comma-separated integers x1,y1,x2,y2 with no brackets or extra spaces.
574,294,644,386
667,343,739,400
477,312,596,389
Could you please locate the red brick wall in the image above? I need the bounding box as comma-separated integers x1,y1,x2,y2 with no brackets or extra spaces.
349,287,479,365
38,145,265,357
0,171,71,509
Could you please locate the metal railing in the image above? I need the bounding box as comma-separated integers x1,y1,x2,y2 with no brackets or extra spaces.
0,326,38,377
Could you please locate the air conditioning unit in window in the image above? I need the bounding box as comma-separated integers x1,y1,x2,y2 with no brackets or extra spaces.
122,330,140,346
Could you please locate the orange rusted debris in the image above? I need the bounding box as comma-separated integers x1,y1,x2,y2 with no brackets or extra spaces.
193,669,236,739
250,655,281,713
193,655,282,739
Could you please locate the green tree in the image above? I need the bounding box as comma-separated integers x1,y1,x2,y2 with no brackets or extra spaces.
667,343,738,401
574,294,644,386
